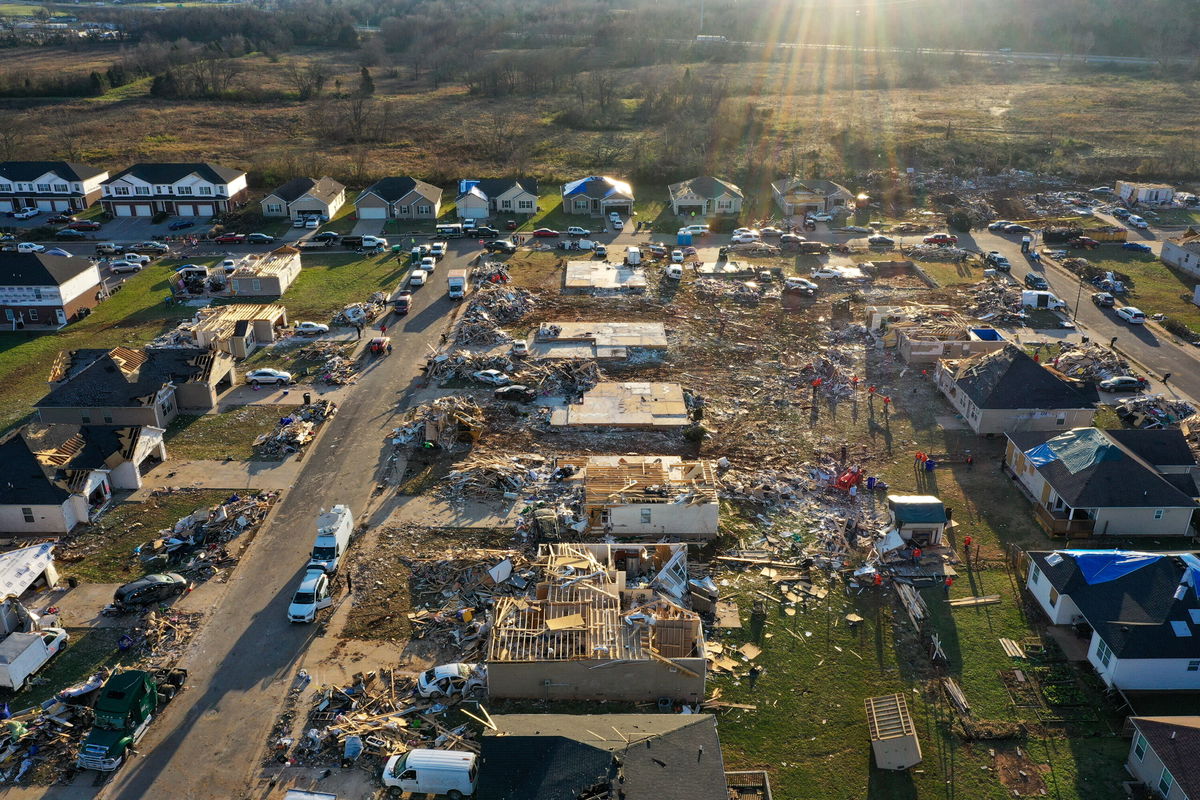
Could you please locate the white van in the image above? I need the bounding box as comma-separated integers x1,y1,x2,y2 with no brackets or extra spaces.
625,246,642,266
382,749,477,798
308,505,353,574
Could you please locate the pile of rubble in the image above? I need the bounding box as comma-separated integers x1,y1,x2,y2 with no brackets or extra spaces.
471,261,511,285
1115,394,1197,429
967,281,1025,321
146,322,198,350
425,351,514,383
253,400,338,458
333,293,387,326
904,244,971,262
390,396,483,450
454,315,511,347
131,493,274,566
297,342,359,385
1048,342,1129,381
694,279,780,303
437,454,547,500
522,358,603,395
468,284,535,323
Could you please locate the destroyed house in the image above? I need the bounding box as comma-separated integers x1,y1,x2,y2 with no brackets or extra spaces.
549,382,690,429
936,344,1097,435
1006,428,1198,537
476,714,728,800
226,247,302,297
0,424,165,533
528,321,668,361
35,346,236,427
870,305,1007,365
1025,550,1200,691
557,455,719,539
486,543,706,702
885,495,948,547
189,303,288,359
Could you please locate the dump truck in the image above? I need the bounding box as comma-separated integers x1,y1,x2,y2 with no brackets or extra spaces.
0,628,68,691
76,669,186,772
447,269,468,300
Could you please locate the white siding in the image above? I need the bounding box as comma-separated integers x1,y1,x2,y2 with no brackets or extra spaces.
1025,562,1082,624
1105,652,1200,691
0,501,78,534
57,263,103,306
605,501,718,537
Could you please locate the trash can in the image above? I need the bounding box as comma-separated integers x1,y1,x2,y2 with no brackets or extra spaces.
866,476,877,490
925,459,937,472
303,392,312,405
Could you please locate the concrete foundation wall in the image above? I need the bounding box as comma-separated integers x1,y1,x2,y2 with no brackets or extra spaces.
487,658,705,702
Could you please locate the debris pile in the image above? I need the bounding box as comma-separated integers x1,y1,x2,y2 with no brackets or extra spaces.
904,244,971,262
333,293,387,326
968,281,1025,321
467,284,536,324
295,342,359,385
438,454,546,499
390,396,484,450
254,401,338,458
1115,394,1197,429
1049,342,1129,381
425,351,514,383
471,261,511,285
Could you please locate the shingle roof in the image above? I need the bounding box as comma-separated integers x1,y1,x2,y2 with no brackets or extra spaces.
0,161,107,183
0,431,70,505
949,344,1097,410
562,176,634,200
1029,551,1200,658
0,252,98,288
1008,428,1197,508
358,176,442,203
36,347,219,409
106,162,245,186
1131,717,1200,796
267,176,345,204
668,175,743,200
460,178,538,200
771,177,851,197
889,495,948,525
1105,428,1198,468
476,714,726,800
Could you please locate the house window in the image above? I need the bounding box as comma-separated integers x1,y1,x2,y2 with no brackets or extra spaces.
251,279,262,292
266,204,283,214
640,508,652,525
216,186,226,195
1030,565,1041,585
1055,415,1066,426
0,183,10,192
518,200,533,210
81,414,91,424
135,186,150,195
1153,509,1164,520
717,200,732,209
574,198,589,211
27,309,37,321
501,200,511,209
1133,733,1147,761
199,186,212,195
1158,767,1174,796
21,508,34,524
398,206,410,215
114,186,130,195
177,186,193,195
1096,638,1113,668
417,205,431,215
1188,660,1199,672
1048,587,1059,607
103,415,113,424
4,309,12,321
53,184,68,192
33,288,42,300
36,183,51,192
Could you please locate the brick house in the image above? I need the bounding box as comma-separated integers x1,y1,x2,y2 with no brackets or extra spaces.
0,252,103,330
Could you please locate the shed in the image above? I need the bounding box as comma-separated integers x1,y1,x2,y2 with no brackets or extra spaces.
886,495,948,546
865,693,922,771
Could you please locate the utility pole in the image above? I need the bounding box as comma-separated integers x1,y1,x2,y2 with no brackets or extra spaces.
699,0,704,34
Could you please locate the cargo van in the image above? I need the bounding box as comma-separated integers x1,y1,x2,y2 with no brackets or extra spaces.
308,505,353,573
436,223,464,238
382,749,477,798
625,246,642,266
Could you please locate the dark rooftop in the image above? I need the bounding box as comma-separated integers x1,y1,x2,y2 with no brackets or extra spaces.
267,176,345,204
359,176,442,203
36,347,222,409
1131,716,1200,796
106,162,244,186
461,178,539,199
0,252,98,288
668,176,744,200
950,344,1098,410
0,161,107,183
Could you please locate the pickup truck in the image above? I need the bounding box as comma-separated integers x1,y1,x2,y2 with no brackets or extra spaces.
0,629,68,690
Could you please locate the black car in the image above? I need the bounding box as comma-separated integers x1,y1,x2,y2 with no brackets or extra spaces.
469,226,500,238
168,219,194,231
495,384,537,403
484,239,517,254
246,233,275,244
48,213,76,224
1023,273,1048,290
313,231,340,242
113,573,189,609
55,228,86,239
1092,292,1116,307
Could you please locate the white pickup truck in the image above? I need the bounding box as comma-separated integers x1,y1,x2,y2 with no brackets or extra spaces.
0,628,68,690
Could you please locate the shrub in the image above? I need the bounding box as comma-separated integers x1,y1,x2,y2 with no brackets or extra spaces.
1163,318,1198,341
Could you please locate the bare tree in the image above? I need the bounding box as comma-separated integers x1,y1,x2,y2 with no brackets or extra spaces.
284,61,328,100
0,116,26,162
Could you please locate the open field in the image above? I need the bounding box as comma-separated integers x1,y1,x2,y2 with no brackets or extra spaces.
164,406,290,461
286,251,407,319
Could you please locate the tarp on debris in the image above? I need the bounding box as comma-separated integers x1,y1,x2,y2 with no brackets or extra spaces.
1057,550,1162,584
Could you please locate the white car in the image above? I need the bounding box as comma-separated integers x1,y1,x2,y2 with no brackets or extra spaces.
731,227,758,236
730,232,761,243
16,242,46,254
416,663,487,699
471,369,511,386
122,253,151,265
671,249,684,263
420,256,436,272
784,277,819,292
611,218,624,230
808,212,834,222
245,368,293,385
429,241,448,258
1116,306,1146,324
1127,215,1149,229
409,269,428,286
566,226,591,237
680,224,709,235
220,258,238,272
287,569,332,623
510,341,529,356
594,244,607,257
12,207,38,220
295,321,330,336
108,260,143,274
759,226,784,237
811,267,844,279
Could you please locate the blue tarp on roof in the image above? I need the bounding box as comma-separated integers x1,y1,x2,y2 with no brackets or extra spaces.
1023,428,1122,474
1182,553,1200,597
1059,550,1162,584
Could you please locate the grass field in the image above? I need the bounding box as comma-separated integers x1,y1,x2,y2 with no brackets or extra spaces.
1083,248,1200,330
164,406,290,461
1,628,137,711
286,252,408,319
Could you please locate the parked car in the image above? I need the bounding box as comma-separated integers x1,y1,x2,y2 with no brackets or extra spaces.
409,269,428,286
1110,207,1131,219
429,241,448,259
759,226,784,237
420,256,436,272
219,258,237,272
1115,306,1146,324
467,225,499,237
984,251,1011,270
129,241,169,255
16,242,45,253
594,243,607,257
1127,215,1149,229
313,231,340,242
808,212,833,222
566,226,591,237
121,253,152,264
923,233,958,245
247,233,275,244
784,277,819,293
730,232,761,243
868,235,894,246
393,290,413,314
168,219,194,231
1091,292,1115,307
416,664,487,699
109,260,143,274
1004,224,1031,234
287,569,332,623
495,384,537,403
531,228,560,238
1069,236,1099,249
245,368,293,385
11,207,38,220
1023,273,1049,290
305,218,319,229
55,228,86,239
67,220,102,231
779,233,806,245
671,249,684,263
113,573,189,609
484,239,516,254
731,227,759,237
213,233,246,244
811,267,844,279
471,369,511,386
1122,241,1152,252
610,218,624,230
1099,375,1149,392
1046,249,1069,259
987,220,1012,231
295,321,329,336
47,213,76,224
681,224,709,235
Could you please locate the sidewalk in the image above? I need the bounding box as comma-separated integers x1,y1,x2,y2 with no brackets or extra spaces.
135,458,303,495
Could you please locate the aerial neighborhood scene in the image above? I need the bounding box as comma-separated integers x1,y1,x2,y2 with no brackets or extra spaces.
3,0,1200,799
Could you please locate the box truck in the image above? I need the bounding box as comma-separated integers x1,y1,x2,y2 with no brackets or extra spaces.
308,504,353,574
0,628,68,691
447,269,468,300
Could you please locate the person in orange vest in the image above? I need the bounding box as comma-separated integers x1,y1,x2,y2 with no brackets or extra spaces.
944,575,954,596
872,572,883,587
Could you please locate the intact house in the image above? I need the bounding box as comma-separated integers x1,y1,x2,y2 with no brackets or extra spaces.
474,714,728,800
770,177,853,217
486,542,706,703
454,178,538,219
1025,549,1200,691
0,252,103,330
1115,180,1175,206
354,177,442,221
189,303,288,359
260,176,346,222
667,175,744,218
1126,716,1200,800
36,346,237,428
550,455,720,540
101,162,248,218
226,247,302,297
561,176,634,218
0,423,167,534
935,344,1098,435
1005,428,1198,537
1161,228,1200,281
0,161,108,213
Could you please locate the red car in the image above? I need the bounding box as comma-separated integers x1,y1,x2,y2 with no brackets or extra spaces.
1069,236,1099,249
531,228,560,238
213,233,246,244
923,233,959,246
67,220,102,231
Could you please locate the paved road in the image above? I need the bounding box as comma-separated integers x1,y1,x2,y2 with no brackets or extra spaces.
96,245,470,800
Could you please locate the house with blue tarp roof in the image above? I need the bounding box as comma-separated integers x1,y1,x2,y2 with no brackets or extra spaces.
1025,550,1200,690
560,176,634,218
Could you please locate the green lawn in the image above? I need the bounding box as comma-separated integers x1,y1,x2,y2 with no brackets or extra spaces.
289,252,407,320
1082,248,1200,331
322,202,360,235
1146,208,1200,227
0,628,137,712
164,406,291,461
917,258,987,286
0,261,192,433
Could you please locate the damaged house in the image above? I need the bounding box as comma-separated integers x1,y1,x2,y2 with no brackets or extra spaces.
868,305,1007,365
486,542,706,702
549,383,690,428
528,321,668,362
189,303,288,359
35,346,237,427
226,247,302,297
936,344,1097,435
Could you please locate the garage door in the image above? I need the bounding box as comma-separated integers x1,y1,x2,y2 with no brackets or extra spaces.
605,204,632,216
135,204,152,216
194,204,214,218
177,204,194,217
52,200,70,212
357,206,386,219
115,204,134,217
36,200,55,212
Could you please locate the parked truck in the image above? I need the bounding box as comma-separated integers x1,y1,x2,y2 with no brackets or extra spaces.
447,269,468,300
76,669,186,772
0,628,68,691
308,504,353,574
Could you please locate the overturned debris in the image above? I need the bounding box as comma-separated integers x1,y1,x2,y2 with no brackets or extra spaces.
253,400,338,458
391,396,484,451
